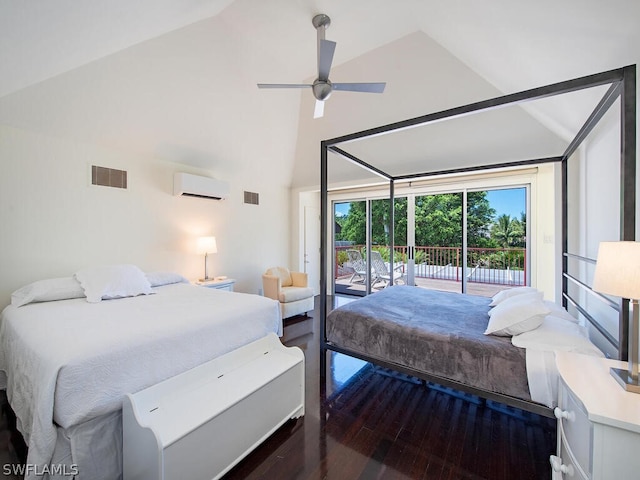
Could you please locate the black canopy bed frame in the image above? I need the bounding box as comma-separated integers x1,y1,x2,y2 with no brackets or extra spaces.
319,65,636,417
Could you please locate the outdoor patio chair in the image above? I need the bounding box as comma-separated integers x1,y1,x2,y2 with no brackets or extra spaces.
346,249,369,284
370,251,405,288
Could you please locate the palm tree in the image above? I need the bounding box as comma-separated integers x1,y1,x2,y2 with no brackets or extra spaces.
491,214,523,248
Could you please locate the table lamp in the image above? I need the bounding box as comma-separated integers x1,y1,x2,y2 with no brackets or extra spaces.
592,241,640,393
197,236,217,281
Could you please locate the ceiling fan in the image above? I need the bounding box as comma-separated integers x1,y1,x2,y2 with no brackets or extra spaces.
257,14,386,119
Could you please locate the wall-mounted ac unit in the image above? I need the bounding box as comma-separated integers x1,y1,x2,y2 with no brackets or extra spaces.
173,173,230,200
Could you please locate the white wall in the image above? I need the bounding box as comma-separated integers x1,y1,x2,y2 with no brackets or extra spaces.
0,125,290,310
567,106,629,358
533,163,561,301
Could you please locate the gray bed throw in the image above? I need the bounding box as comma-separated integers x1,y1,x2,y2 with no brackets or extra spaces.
326,285,530,401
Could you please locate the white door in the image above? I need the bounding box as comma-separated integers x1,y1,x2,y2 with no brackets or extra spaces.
304,206,320,294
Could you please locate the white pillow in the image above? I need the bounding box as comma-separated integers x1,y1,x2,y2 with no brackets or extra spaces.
544,300,579,323
146,271,189,287
485,292,549,336
489,286,540,307
512,315,604,357
11,277,85,307
488,291,543,317
75,265,153,303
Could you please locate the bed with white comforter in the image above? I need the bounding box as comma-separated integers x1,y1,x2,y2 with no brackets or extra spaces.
0,270,282,480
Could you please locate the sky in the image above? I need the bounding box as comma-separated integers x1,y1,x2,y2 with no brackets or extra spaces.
485,188,526,220
335,202,351,217
334,187,526,220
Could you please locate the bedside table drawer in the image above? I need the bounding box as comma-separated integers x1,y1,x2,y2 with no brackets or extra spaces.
550,437,588,479
557,380,591,476
194,279,236,292
555,352,640,479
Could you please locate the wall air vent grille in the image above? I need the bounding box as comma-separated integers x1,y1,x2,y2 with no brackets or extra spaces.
244,191,259,205
92,165,127,189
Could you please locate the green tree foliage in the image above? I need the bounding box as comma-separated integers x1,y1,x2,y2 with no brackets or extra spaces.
466,192,497,247
338,192,495,248
334,211,349,241
414,192,496,247
338,201,366,244
415,193,462,247
516,212,527,247
338,199,408,246
490,213,525,248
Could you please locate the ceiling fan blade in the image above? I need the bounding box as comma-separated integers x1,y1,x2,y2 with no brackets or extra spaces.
313,99,325,119
332,82,386,93
257,83,312,89
318,39,336,81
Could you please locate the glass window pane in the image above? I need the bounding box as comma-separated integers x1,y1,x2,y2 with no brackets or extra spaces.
467,188,527,297
414,193,463,294
334,200,367,297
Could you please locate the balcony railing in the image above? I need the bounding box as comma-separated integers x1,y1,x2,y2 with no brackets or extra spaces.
335,245,526,286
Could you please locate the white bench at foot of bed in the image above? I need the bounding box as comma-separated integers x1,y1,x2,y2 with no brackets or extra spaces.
123,333,305,480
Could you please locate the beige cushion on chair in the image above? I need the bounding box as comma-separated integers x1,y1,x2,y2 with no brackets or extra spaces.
279,286,314,303
265,266,293,287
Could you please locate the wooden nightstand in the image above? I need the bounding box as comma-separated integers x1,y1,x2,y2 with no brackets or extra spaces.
194,278,236,292
551,352,640,479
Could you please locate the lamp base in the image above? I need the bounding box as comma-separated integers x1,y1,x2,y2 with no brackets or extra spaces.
198,277,211,283
610,367,640,394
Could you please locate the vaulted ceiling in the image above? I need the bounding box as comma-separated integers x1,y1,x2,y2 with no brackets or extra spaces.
1,0,638,188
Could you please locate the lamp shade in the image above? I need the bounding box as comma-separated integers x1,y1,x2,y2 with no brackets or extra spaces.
196,236,217,255
592,241,640,299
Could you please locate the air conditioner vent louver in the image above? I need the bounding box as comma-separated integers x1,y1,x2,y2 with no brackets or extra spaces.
244,191,259,205
173,173,229,200
92,165,127,189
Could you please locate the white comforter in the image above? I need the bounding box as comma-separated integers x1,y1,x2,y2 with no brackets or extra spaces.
0,283,282,478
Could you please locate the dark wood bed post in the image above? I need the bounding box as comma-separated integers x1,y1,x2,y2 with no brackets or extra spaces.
561,157,568,310
619,64,637,362
389,178,395,285
320,140,328,379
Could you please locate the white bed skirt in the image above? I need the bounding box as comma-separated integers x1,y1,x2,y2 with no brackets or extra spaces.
48,411,122,480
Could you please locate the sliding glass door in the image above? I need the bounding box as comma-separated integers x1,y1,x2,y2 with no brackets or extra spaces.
466,187,528,296
413,193,463,293
334,200,367,296
332,186,529,298
409,187,528,296
333,197,407,297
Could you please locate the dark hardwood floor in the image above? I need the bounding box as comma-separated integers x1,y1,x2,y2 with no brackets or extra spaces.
0,295,556,479
225,296,556,480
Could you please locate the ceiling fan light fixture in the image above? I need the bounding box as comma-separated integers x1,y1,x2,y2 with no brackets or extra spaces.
312,80,332,101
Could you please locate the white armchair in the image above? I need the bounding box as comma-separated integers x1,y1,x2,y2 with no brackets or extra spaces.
262,266,314,319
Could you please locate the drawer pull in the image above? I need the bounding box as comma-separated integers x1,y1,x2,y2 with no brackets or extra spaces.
554,407,575,421
550,455,575,475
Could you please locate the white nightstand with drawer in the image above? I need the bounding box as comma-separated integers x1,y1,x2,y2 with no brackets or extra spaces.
551,352,640,479
194,278,236,291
